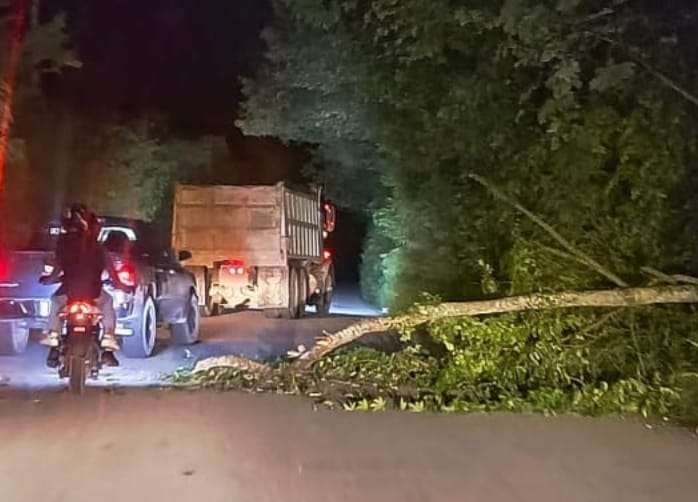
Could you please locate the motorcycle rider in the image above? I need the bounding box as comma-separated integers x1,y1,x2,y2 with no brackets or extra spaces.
39,204,120,368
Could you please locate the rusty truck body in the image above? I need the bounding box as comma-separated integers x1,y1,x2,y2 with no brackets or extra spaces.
171,183,335,318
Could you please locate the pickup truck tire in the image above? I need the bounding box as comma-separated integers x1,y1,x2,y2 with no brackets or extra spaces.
170,293,200,345
0,321,29,355
121,295,157,358
187,266,210,317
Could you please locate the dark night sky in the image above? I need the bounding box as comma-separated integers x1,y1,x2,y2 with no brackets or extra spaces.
40,0,363,281
47,0,271,134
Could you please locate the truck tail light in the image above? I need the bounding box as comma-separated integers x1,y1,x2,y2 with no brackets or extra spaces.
323,202,336,233
222,259,245,275
323,249,332,261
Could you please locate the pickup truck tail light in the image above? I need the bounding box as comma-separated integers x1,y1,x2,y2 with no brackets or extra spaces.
0,254,7,280
115,262,136,287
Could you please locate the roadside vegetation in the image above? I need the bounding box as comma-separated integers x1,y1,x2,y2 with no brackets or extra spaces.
197,0,698,420
4,1,698,420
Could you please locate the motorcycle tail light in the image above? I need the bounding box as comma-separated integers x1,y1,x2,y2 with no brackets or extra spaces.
69,302,93,314
64,302,101,323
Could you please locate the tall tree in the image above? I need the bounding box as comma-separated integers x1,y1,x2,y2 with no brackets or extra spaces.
237,0,382,211
0,1,80,245
239,0,698,309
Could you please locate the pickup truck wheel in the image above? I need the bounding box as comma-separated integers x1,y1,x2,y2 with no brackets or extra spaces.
0,321,29,355
121,295,157,358
170,294,200,345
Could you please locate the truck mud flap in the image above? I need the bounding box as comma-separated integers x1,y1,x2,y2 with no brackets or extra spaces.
257,267,286,308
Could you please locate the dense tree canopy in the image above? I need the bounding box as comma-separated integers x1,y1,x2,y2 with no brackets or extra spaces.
240,0,698,309
230,0,698,418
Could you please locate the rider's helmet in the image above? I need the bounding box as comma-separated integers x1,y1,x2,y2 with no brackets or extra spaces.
62,203,100,238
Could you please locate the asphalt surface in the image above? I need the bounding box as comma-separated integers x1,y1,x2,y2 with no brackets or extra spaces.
0,287,381,389
1,389,697,502
2,288,697,501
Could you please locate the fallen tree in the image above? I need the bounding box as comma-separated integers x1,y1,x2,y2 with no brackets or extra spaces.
179,283,698,419
295,285,698,368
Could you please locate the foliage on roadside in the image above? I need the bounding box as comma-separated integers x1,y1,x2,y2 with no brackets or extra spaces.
230,0,698,421
174,303,698,421
239,0,698,310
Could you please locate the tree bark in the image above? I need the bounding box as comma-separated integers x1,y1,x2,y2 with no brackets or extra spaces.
296,286,698,368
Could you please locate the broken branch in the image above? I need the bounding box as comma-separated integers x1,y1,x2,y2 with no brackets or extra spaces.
467,173,629,288
296,285,698,368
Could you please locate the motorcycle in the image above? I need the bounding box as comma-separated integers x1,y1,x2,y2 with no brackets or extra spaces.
41,261,107,394
58,300,104,394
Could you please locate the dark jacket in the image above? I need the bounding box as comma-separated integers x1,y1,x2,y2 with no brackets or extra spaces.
54,231,108,300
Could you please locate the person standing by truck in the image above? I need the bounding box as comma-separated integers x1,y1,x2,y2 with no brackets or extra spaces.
39,204,120,367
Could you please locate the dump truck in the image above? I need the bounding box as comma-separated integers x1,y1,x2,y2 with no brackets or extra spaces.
171,183,336,318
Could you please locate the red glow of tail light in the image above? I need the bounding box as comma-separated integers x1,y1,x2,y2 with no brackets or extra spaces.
69,302,92,315
115,262,136,287
222,259,245,275
323,249,332,261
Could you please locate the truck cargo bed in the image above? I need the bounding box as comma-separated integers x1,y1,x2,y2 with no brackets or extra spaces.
172,183,323,268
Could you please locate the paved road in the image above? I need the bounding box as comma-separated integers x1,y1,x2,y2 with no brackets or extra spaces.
1,288,697,501
0,389,697,502
0,287,381,389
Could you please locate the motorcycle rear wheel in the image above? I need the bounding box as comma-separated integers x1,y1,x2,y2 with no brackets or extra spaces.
68,356,87,394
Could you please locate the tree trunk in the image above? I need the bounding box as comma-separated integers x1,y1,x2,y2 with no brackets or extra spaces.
296,286,698,368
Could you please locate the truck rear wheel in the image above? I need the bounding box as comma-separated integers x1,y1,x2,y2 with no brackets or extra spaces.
265,267,300,319
316,270,334,316
121,295,157,358
296,269,308,318
0,321,29,355
287,267,301,319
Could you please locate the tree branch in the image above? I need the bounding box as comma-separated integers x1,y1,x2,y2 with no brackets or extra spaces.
671,274,698,286
467,173,629,287
296,285,698,368
641,266,678,285
589,32,698,108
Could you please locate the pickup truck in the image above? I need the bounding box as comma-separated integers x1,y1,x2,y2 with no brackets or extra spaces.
0,217,200,357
